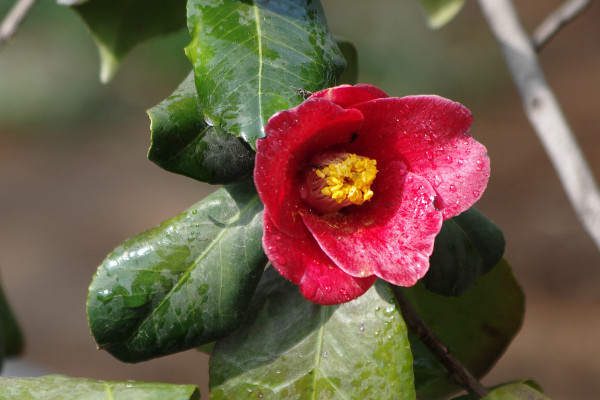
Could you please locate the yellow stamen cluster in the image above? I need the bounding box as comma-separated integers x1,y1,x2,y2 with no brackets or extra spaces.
315,154,378,205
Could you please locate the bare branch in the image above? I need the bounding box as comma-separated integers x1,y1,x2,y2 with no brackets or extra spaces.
391,286,489,399
478,0,600,252
533,0,593,51
0,0,37,47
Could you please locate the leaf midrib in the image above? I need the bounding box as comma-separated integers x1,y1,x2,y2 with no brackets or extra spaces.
252,0,265,134
310,307,327,400
124,193,261,345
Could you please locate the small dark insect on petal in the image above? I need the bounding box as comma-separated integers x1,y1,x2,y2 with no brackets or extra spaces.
350,132,359,143
298,88,312,99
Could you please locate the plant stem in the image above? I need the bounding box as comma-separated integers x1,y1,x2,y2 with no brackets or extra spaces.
478,0,600,253
532,0,593,51
391,286,489,399
0,0,37,47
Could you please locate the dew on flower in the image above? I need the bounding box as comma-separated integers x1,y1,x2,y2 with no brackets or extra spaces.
255,84,490,305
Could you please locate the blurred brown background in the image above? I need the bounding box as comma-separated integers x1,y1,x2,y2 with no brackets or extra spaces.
1,1,599,399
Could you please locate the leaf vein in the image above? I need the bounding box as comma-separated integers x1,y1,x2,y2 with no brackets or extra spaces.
124,194,260,345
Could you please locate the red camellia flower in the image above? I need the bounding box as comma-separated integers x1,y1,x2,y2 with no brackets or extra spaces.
254,84,490,305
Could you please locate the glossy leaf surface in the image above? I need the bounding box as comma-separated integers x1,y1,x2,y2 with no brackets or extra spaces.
423,207,505,296
0,375,199,399
210,267,415,400
87,181,267,362
66,0,186,82
148,72,255,184
453,380,550,400
186,0,345,149
417,0,465,29
403,259,524,400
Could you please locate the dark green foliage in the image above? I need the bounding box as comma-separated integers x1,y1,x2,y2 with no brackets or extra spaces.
424,208,505,296
185,0,346,149
87,181,267,362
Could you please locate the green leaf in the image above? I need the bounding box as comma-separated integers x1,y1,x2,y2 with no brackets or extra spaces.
423,207,505,296
417,0,465,29
403,259,524,400
336,39,359,85
453,380,550,400
0,280,24,361
87,180,267,362
148,72,255,184
0,375,200,400
186,0,346,149
210,268,415,400
64,0,187,82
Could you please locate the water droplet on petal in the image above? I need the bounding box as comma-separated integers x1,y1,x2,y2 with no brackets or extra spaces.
473,190,480,198
339,288,349,301
425,151,433,160
445,156,453,164
449,184,457,192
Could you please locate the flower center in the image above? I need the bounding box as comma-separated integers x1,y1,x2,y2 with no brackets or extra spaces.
300,152,378,213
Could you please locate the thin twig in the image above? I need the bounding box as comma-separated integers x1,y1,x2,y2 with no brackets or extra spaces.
0,0,37,47
532,0,593,51
478,0,600,253
391,287,489,399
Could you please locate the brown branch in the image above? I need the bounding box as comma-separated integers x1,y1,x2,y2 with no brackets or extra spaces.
532,0,593,51
391,286,489,399
0,0,37,47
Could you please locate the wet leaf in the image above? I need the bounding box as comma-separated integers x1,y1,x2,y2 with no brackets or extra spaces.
0,375,199,399
417,0,465,29
186,0,345,149
148,72,255,184
403,259,524,400
87,180,267,362
64,0,187,82
453,380,550,400
424,207,505,296
210,267,415,400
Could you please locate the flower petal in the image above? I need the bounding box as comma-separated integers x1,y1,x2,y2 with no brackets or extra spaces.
309,84,388,108
351,96,490,219
255,98,364,238
302,162,443,286
263,212,376,305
